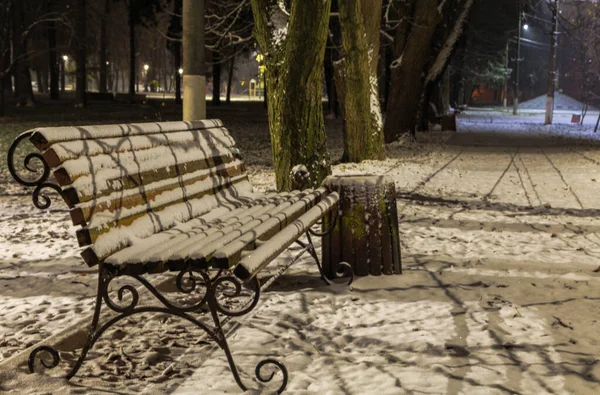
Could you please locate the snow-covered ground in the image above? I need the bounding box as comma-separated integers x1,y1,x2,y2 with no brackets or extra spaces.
1,111,600,394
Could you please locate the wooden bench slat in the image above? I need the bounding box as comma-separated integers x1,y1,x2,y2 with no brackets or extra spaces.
70,160,246,226
82,186,254,266
29,120,223,150
77,174,251,246
104,192,293,268
61,152,243,206
118,191,313,267
176,188,325,268
55,137,240,187
209,189,329,269
79,178,253,264
42,127,235,167
234,193,339,280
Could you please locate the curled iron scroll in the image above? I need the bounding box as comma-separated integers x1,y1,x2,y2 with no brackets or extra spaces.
8,131,62,210
32,183,63,209
7,131,50,187
255,358,288,394
212,275,261,317
28,345,60,374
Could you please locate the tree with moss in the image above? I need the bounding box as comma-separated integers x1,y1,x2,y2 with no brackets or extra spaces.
250,0,331,191
335,0,385,162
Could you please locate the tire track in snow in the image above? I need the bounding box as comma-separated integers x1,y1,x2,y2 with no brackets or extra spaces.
512,152,533,207
408,149,464,195
515,148,578,210
541,148,584,209
539,148,600,261
515,153,543,206
482,150,518,202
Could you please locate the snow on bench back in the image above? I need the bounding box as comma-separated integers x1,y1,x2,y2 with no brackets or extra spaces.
29,120,224,149
26,120,253,267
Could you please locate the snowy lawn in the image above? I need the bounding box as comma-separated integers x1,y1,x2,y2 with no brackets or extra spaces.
1,109,599,394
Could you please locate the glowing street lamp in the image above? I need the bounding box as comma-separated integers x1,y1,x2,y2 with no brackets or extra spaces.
61,55,68,93
523,23,529,30
143,64,150,92
178,68,183,75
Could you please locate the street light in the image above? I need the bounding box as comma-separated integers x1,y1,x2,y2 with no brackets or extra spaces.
61,55,68,93
178,68,183,75
255,54,265,99
523,23,529,30
143,64,149,92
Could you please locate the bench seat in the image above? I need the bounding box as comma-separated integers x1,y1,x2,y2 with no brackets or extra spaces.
23,119,337,280
103,188,337,275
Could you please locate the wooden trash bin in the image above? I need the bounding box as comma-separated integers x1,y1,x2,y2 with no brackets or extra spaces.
321,175,401,278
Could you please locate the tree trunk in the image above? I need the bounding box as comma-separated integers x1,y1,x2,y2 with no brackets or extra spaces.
384,0,439,142
464,80,473,106
324,44,335,115
60,57,65,93
128,6,136,98
36,69,44,93
456,77,465,106
263,76,267,108
75,0,87,107
1,54,11,95
212,49,221,106
226,54,234,104
48,0,59,100
0,76,4,116
251,0,331,191
441,69,450,114
99,0,109,94
336,0,385,162
182,0,206,120
431,69,450,118
384,44,392,110
12,0,34,107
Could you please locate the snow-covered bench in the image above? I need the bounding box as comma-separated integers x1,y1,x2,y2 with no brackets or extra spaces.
7,119,352,393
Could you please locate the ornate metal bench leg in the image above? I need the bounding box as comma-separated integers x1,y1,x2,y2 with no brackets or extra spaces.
28,268,288,392
301,214,354,286
28,263,106,378
206,275,288,394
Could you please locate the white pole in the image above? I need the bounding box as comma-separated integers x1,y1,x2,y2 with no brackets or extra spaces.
183,0,206,121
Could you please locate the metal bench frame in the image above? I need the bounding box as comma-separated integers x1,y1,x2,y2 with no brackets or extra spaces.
8,129,353,394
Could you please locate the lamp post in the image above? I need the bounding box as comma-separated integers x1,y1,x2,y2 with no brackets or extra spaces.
182,0,206,121
256,53,265,105
143,64,149,92
176,68,183,104
513,3,523,116
545,0,559,125
504,42,509,109
61,55,68,93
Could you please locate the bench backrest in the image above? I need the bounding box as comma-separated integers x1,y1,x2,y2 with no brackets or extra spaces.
28,120,253,267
